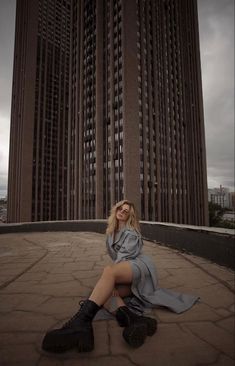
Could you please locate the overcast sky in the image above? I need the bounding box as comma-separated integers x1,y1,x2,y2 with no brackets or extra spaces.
0,0,234,198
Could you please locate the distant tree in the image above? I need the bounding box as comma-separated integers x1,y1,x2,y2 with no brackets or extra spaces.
217,220,235,229
208,202,226,227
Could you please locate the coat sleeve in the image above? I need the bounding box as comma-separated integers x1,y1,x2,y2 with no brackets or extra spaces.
115,232,143,263
106,236,117,261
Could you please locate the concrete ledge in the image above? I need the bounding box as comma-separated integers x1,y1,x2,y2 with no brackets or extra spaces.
140,221,235,270
0,220,234,269
0,220,107,234
1,219,233,235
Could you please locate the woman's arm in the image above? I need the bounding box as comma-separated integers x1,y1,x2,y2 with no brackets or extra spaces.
115,232,143,263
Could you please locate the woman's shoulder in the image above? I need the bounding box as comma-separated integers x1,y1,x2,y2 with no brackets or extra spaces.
106,227,142,241
123,227,141,238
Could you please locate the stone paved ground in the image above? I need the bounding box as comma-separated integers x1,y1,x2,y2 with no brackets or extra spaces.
0,232,234,366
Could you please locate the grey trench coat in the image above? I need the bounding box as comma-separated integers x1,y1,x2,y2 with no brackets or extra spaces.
105,227,199,314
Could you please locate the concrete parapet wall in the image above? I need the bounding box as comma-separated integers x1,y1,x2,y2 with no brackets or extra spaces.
0,220,234,269
140,222,234,270
0,220,107,234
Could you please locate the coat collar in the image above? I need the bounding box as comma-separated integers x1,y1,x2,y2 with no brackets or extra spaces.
110,227,126,245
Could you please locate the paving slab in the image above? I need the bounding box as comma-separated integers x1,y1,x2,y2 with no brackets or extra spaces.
0,231,234,366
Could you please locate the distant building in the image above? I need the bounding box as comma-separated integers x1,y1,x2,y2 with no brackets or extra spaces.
8,0,208,225
0,203,7,223
228,192,235,210
208,186,232,209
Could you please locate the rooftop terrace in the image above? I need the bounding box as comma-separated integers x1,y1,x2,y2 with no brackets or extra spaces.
0,228,234,366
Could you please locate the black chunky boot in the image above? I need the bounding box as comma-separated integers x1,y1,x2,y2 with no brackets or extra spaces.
116,306,157,347
42,299,101,353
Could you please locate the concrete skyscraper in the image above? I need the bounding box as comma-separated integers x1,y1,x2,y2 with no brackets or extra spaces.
8,0,208,225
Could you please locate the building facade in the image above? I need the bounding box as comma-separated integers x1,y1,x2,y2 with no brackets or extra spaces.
208,186,234,209
8,0,208,225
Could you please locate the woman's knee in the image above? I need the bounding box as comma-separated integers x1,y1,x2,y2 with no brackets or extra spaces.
101,263,133,284
116,285,132,298
112,262,133,283
102,265,114,278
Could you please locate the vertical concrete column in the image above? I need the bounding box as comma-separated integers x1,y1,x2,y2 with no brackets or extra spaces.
193,0,209,226
122,0,141,215
78,0,84,219
109,0,115,207
74,2,80,219
95,0,104,218
20,0,38,221
7,0,25,221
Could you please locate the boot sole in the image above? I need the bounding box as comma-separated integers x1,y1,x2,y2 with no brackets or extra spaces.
42,331,94,353
123,323,147,348
77,332,94,353
144,317,158,336
117,317,157,336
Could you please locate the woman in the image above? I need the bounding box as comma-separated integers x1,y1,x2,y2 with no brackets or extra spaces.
42,200,199,353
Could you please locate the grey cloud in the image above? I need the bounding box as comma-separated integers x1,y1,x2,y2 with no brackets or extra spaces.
0,0,15,115
0,172,8,187
198,0,234,190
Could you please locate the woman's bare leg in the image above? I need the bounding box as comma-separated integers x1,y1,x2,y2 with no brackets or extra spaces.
89,262,133,306
112,285,132,308
103,284,132,311
115,285,132,298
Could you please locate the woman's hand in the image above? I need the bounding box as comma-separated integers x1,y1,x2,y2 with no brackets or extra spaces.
112,288,119,297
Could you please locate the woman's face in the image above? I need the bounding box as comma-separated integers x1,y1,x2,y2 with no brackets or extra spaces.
116,203,131,223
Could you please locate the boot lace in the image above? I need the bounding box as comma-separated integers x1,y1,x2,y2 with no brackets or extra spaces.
62,300,85,328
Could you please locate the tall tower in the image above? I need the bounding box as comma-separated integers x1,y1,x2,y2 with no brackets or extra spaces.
8,0,71,222
8,0,209,225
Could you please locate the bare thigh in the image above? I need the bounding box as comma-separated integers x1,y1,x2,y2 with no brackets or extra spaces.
115,284,132,298
111,261,133,284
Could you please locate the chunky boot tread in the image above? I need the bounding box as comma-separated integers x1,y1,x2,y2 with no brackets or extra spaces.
123,323,147,348
141,316,157,336
42,328,94,353
116,306,157,336
41,299,100,353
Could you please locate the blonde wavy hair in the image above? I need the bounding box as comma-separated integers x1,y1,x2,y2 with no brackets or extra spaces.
106,199,140,236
